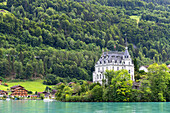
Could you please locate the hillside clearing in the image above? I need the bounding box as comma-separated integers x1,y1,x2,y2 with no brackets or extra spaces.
130,16,141,24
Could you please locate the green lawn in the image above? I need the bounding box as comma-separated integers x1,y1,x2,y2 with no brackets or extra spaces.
0,80,55,93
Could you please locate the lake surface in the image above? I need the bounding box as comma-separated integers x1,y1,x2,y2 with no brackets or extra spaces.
0,100,169,113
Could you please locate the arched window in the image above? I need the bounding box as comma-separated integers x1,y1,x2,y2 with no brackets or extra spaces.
97,74,99,79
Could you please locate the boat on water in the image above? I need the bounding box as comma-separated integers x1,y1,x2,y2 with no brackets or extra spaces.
43,98,53,102
6,98,10,101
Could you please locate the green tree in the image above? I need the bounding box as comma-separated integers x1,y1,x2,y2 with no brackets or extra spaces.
148,63,170,102
91,85,103,101
25,63,33,79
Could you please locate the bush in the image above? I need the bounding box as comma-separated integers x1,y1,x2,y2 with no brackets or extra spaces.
28,91,32,94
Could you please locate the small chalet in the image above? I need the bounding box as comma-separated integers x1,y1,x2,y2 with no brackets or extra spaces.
10,85,28,97
139,66,149,72
0,79,2,85
51,89,57,98
0,90,8,96
38,91,50,98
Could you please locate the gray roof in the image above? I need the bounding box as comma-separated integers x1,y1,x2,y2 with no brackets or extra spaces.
124,49,129,56
98,51,126,63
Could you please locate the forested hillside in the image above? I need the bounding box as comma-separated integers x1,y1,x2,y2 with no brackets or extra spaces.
0,0,169,81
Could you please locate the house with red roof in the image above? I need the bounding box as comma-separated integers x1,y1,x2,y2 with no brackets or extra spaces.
10,85,28,97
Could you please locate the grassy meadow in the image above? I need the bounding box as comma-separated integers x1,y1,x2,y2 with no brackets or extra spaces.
0,80,55,93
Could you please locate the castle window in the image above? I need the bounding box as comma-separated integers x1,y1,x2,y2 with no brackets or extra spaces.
104,61,106,64
120,61,121,63
100,74,101,79
129,70,130,73
127,56,129,58
115,60,117,63
100,61,102,64
117,67,119,70
97,74,99,79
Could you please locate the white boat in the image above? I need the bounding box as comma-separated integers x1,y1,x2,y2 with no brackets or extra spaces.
6,98,10,101
43,98,53,102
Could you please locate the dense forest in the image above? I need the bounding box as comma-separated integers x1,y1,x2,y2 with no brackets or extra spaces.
0,0,169,81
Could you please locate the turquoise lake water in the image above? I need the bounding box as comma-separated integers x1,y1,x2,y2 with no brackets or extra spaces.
0,100,169,113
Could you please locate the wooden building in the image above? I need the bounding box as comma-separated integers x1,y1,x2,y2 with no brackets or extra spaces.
0,90,8,96
10,85,28,97
38,91,50,98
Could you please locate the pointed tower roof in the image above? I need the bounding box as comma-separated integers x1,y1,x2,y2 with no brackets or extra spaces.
124,47,130,56
124,35,129,57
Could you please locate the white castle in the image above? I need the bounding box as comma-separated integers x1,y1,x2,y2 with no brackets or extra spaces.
93,46,134,84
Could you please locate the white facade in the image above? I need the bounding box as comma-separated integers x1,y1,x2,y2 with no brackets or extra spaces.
93,47,134,84
139,66,148,72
